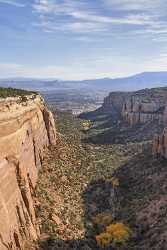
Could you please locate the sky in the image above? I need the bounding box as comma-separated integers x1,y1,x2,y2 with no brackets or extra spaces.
1,0,167,80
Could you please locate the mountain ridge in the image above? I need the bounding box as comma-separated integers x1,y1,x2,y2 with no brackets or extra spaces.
1,71,167,91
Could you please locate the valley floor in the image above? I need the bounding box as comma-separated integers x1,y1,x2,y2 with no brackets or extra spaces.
30,111,167,250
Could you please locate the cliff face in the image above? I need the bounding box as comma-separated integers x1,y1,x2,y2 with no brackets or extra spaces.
121,89,167,159
122,89,167,126
0,94,56,249
153,125,167,159
102,88,167,126
101,88,167,159
102,92,131,114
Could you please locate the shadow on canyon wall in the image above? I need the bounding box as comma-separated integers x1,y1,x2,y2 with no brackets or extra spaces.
83,122,163,145
79,109,165,145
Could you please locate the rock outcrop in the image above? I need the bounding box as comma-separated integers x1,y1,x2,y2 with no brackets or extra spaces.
102,87,167,126
122,88,167,126
152,103,167,159
101,92,131,114
153,126,167,159
0,94,56,249
101,87,167,159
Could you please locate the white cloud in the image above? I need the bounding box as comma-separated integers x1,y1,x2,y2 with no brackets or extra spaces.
0,0,25,7
32,0,154,25
152,37,167,42
31,0,167,41
33,20,108,33
74,36,94,42
32,0,50,12
32,0,159,35
70,11,153,25
104,0,166,12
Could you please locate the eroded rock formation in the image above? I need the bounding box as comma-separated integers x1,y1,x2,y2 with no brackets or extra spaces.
102,87,167,126
101,92,131,114
122,89,167,126
0,94,56,249
101,87,167,159
153,102,167,159
153,126,167,159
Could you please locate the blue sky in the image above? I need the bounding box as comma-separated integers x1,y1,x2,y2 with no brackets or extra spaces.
1,0,167,80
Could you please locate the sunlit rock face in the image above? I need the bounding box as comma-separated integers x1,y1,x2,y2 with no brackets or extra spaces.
102,88,167,126
0,94,56,249
153,127,167,159
102,88,167,159
121,88,167,126
153,104,167,159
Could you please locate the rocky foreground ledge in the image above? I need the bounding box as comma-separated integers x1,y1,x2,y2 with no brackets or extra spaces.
0,93,57,249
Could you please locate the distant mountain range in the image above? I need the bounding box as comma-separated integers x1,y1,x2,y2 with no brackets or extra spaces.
1,72,167,92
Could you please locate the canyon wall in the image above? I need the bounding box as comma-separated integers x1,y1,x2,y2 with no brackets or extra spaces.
101,92,131,114
102,87,167,159
153,106,167,159
122,88,167,126
102,88,167,126
0,94,56,249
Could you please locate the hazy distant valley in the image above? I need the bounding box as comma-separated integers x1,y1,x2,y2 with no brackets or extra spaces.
2,72,167,92
42,89,105,115
2,71,167,114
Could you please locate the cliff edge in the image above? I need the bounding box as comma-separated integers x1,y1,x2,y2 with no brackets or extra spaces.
0,93,56,249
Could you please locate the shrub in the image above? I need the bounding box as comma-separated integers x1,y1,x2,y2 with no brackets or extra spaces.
96,222,132,248
93,212,113,227
82,120,92,130
20,95,28,102
111,177,119,188
106,223,132,245
96,232,112,248
0,87,36,98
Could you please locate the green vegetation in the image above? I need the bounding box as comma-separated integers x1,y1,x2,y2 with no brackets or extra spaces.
82,120,92,131
53,110,83,142
34,110,142,250
93,212,113,227
0,87,36,98
33,104,167,250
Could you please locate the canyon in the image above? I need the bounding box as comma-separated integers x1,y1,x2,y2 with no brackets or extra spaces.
0,94,56,249
1,86,167,249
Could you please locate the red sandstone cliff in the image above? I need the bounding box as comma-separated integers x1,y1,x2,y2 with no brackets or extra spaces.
153,103,167,159
102,92,131,114
0,94,56,249
101,88,167,158
153,126,167,159
102,88,167,126
122,89,167,126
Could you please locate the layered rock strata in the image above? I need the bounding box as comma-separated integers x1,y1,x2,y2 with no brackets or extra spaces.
0,94,56,249
153,127,167,159
102,88,167,126
102,88,167,159
101,92,131,114
122,89,167,126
